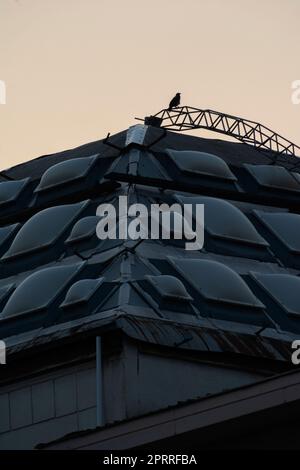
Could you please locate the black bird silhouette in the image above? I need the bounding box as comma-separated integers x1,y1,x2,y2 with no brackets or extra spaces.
168,93,181,110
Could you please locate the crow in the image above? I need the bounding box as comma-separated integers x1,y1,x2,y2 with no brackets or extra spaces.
168,93,181,110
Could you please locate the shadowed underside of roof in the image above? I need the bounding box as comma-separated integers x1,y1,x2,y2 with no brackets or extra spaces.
37,366,300,450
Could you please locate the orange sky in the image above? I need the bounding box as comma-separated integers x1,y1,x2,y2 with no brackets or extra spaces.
0,0,300,170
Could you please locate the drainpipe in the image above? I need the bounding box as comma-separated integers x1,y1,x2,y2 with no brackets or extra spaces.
96,336,104,427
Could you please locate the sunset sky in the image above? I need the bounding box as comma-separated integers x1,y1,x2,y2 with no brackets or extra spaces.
0,0,300,170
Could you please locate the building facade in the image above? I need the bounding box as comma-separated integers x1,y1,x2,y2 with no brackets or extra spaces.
0,124,299,449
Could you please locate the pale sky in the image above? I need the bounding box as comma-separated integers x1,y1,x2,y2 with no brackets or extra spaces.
0,0,300,170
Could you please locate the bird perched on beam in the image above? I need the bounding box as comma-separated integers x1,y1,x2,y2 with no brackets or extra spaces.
168,93,181,110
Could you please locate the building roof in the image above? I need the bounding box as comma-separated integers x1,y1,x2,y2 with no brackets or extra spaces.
1,124,300,366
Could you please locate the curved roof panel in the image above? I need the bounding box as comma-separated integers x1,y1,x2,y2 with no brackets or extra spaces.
1,262,84,319
177,195,268,246
0,283,14,304
66,216,100,244
244,164,300,192
146,275,192,301
169,258,264,308
0,224,20,248
2,201,88,260
0,178,29,207
166,149,237,181
61,278,103,307
252,273,300,316
35,155,98,192
254,211,300,253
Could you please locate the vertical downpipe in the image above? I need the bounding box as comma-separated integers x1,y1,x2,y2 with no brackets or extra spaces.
96,336,103,427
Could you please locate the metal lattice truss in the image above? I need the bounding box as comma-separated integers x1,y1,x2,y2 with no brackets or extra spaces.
152,106,300,163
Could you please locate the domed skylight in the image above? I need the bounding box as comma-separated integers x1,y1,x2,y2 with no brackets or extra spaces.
0,283,14,305
169,258,264,308
2,200,88,260
254,211,300,253
66,216,100,244
252,272,300,316
176,195,268,246
244,164,300,192
1,262,84,318
35,155,98,192
0,223,20,248
146,275,192,301
166,149,237,181
60,278,104,307
0,178,29,207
